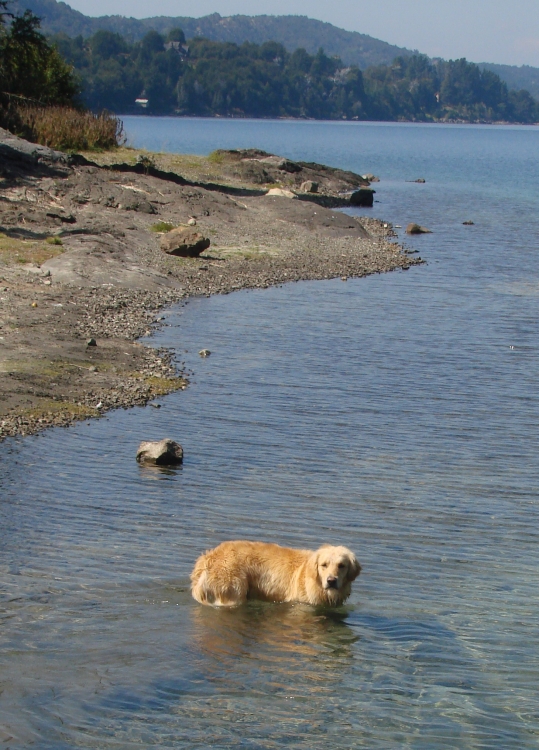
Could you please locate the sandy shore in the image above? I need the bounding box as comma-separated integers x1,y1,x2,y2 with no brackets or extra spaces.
0,132,423,440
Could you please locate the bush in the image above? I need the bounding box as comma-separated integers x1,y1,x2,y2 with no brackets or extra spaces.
15,106,125,151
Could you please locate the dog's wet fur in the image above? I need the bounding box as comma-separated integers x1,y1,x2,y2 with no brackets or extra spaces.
191,541,361,607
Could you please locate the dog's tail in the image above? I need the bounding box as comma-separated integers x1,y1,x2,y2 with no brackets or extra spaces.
190,558,212,604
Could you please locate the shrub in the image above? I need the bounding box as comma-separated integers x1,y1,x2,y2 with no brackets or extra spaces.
150,222,175,233
15,106,125,151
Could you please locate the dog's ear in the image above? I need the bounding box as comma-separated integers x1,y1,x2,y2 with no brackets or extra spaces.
346,552,361,582
309,549,322,581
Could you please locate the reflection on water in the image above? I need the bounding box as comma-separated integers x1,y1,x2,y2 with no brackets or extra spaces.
1,120,539,747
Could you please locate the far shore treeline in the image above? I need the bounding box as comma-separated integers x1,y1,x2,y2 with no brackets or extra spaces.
52,28,539,124
1,0,538,150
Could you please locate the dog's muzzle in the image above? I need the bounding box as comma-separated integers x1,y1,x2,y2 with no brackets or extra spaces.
326,577,338,589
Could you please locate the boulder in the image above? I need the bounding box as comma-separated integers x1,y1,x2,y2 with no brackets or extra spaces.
463,220,475,225
406,223,432,234
300,180,319,193
136,438,184,466
160,227,211,257
265,188,297,198
350,188,375,207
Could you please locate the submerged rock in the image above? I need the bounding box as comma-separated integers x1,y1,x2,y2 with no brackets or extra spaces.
136,438,184,466
160,227,211,257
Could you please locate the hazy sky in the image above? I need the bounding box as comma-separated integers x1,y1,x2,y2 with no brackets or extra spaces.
64,0,539,67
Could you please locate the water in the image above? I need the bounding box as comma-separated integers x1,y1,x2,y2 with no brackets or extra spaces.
1,118,539,748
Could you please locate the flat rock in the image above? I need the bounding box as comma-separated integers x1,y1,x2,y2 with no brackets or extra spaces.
160,227,211,257
265,188,297,199
136,438,184,466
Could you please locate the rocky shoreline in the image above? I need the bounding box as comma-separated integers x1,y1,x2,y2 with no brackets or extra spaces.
0,131,423,441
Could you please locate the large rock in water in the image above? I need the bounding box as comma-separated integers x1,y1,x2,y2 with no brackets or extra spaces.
160,227,210,257
350,188,375,207
136,439,184,466
406,223,432,234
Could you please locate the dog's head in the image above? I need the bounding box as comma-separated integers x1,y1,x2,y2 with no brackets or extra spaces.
312,545,361,602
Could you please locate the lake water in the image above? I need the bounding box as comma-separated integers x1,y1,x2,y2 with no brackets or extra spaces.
1,118,539,748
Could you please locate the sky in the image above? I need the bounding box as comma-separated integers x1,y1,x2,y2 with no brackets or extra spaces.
64,0,539,67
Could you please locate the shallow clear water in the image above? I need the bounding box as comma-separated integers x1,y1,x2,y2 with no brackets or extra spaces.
1,119,539,748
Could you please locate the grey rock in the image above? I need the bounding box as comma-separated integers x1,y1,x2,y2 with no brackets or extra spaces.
199,349,211,357
300,180,319,193
160,227,211,258
406,223,432,234
136,438,184,466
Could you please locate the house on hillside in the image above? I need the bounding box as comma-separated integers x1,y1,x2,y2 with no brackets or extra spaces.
135,91,149,108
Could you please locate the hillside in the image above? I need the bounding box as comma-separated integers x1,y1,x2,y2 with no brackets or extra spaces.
10,0,417,67
9,0,539,99
479,63,539,101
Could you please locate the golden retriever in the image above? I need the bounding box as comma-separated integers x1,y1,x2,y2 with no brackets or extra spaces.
190,540,361,607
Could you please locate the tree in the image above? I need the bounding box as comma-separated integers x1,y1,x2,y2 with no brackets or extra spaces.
0,1,79,113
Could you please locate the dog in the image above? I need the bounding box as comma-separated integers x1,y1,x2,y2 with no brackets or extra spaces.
190,540,361,607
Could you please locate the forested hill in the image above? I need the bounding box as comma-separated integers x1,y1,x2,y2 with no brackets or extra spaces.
52,31,539,123
6,0,421,68
10,0,539,101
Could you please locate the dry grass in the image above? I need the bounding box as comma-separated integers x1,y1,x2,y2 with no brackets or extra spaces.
0,233,64,265
16,106,125,152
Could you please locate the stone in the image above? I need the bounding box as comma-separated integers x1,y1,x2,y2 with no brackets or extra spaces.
87,337,97,346
187,217,197,226
361,173,380,182
406,223,432,234
265,188,297,198
350,188,375,207
160,227,211,257
300,180,319,193
463,220,475,225
414,178,426,183
136,438,184,466
199,349,211,357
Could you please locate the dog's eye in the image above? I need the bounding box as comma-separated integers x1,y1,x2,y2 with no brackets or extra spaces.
321,562,328,568
338,563,346,569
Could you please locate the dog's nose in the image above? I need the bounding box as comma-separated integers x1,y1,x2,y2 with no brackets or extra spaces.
327,577,338,588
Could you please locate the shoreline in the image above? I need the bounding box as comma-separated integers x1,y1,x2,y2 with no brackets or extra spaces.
0,134,423,442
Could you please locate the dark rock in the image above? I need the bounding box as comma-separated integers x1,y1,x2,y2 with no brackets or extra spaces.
119,197,156,214
199,349,211,357
406,223,432,235
87,338,97,346
350,188,375,207
414,178,426,183
160,227,211,257
136,438,184,466
463,220,475,225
